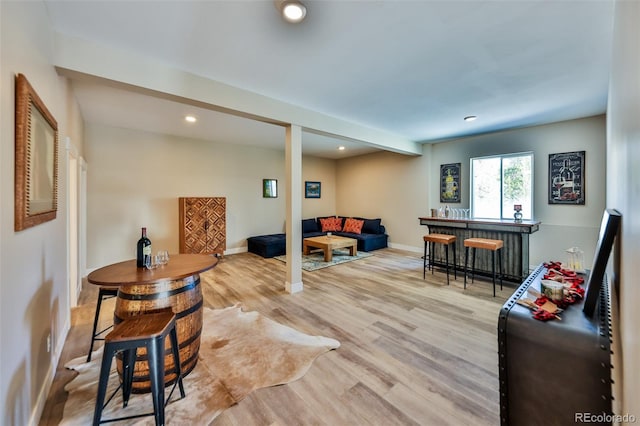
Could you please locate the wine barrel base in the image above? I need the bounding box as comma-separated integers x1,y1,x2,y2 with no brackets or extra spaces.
114,274,203,393
119,347,200,394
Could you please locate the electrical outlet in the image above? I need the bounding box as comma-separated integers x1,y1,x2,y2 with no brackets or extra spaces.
46,334,51,353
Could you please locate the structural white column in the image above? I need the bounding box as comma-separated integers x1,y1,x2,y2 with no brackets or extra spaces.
285,124,303,293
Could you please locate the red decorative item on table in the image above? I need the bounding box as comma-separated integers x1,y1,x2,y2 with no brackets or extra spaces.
528,260,587,321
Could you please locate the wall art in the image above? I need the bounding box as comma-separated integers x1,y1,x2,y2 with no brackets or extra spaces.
15,73,59,231
548,151,585,205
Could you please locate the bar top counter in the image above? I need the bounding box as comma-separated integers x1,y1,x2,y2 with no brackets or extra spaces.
419,216,541,281
418,217,541,234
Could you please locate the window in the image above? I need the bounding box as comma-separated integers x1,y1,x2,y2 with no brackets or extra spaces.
471,152,533,220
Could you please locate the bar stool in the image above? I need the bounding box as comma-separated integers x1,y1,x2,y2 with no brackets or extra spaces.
87,287,119,362
92,310,185,426
464,237,504,297
423,234,457,285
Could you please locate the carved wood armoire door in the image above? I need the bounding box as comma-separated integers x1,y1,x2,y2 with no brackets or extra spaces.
178,197,226,256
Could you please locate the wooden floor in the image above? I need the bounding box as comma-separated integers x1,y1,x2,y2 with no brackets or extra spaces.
39,248,515,425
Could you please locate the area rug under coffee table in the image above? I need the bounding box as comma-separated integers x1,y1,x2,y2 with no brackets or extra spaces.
60,305,339,425
274,249,373,271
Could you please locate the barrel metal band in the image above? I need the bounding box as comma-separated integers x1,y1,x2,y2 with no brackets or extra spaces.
117,277,200,301
176,299,203,320
113,299,203,324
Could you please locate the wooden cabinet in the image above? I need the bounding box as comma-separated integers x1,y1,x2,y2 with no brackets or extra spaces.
178,197,226,256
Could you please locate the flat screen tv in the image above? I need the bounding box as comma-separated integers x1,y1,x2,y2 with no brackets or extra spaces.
583,209,621,317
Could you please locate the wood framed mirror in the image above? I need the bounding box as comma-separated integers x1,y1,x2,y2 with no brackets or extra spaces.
15,73,59,231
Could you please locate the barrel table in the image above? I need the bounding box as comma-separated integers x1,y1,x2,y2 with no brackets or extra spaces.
87,254,218,393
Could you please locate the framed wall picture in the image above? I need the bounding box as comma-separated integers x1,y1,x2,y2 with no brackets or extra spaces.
15,73,59,231
440,163,461,203
305,181,321,198
548,151,585,205
263,179,278,198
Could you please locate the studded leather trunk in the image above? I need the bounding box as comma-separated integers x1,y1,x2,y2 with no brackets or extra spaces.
497,264,613,425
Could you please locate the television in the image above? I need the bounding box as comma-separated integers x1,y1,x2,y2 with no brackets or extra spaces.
583,208,621,317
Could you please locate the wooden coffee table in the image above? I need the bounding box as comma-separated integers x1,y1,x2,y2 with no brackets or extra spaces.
303,235,358,262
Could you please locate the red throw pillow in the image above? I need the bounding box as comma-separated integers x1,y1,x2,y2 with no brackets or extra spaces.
342,218,364,234
319,217,343,232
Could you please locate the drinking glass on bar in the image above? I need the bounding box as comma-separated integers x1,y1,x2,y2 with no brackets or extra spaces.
144,256,156,270
156,250,169,265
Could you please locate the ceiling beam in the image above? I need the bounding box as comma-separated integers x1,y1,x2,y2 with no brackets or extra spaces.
53,33,421,156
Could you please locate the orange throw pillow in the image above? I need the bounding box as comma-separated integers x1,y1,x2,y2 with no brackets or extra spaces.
319,217,343,232
342,218,364,234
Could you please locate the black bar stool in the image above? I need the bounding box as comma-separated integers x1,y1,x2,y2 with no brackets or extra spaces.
87,287,118,362
92,310,185,426
464,237,504,297
423,234,457,285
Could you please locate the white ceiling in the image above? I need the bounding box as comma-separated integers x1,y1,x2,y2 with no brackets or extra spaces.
44,0,615,159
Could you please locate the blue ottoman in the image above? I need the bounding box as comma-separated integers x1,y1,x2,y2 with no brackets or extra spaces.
247,233,286,258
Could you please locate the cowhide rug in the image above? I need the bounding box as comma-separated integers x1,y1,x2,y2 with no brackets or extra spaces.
60,305,340,425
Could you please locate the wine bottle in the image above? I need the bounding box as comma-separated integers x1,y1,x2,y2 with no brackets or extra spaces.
136,227,152,268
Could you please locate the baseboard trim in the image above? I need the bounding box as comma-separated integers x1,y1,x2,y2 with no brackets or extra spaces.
286,281,304,294
224,247,247,255
29,317,70,426
388,242,422,254
84,247,250,277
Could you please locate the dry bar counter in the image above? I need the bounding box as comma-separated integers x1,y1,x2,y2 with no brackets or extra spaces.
418,217,540,282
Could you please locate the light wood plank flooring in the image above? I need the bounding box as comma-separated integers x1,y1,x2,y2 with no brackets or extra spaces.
39,248,515,425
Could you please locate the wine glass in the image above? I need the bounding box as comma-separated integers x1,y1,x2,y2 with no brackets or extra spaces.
144,255,156,270
156,250,169,265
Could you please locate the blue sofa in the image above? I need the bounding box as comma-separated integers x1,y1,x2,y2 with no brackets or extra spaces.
247,216,388,258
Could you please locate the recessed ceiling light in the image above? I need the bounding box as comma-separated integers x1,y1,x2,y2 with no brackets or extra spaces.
275,0,307,23
464,115,478,122
185,115,197,123
338,146,346,151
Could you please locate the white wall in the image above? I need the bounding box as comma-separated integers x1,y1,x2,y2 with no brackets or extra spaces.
429,115,607,267
336,147,431,252
84,124,337,269
338,116,607,265
337,116,606,265
302,155,337,219
0,2,82,425
607,0,640,417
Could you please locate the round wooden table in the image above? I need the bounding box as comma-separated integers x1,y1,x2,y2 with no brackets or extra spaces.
87,254,218,393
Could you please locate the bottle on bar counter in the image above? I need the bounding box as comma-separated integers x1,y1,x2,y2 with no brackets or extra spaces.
136,227,152,268
445,205,450,218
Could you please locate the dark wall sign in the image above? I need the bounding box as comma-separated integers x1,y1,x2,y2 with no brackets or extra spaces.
440,163,461,203
548,151,585,205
